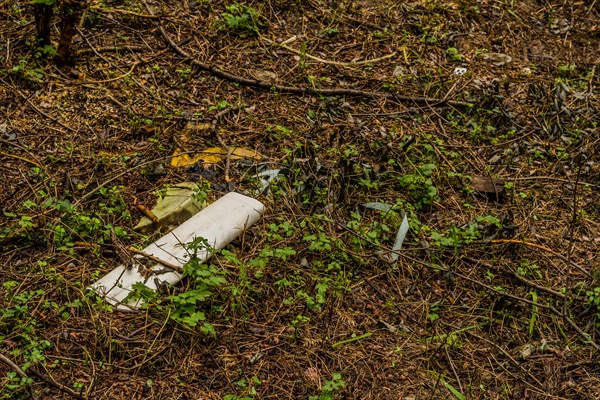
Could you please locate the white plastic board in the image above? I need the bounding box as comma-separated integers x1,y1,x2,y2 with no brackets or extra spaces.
90,192,265,311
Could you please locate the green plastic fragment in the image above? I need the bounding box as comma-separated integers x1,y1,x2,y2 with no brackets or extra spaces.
133,182,207,232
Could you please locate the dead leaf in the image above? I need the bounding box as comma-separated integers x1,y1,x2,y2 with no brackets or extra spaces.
170,146,262,168
470,176,505,202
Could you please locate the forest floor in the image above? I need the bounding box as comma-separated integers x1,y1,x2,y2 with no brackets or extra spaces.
1,0,599,399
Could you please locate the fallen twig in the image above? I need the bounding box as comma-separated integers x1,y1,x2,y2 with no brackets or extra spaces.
127,246,182,271
77,45,147,55
0,150,42,168
339,223,599,350
465,331,547,392
76,28,152,94
262,36,396,67
402,254,600,351
489,239,592,278
28,368,81,399
331,332,372,348
89,5,159,19
82,61,141,84
132,195,159,223
72,153,184,208
139,0,471,108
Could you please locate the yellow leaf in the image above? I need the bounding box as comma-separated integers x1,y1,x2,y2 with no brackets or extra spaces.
230,147,262,161
170,147,261,168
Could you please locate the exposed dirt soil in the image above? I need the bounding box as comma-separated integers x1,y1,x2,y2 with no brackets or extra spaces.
1,0,599,399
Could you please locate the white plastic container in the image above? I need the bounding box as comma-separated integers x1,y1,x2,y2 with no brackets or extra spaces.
90,192,265,311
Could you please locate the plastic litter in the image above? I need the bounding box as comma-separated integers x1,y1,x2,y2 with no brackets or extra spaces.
255,168,285,194
133,182,207,233
90,192,265,311
362,202,409,262
453,67,467,76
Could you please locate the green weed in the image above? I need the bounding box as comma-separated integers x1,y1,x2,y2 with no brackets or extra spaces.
0,283,51,397
11,58,44,82
529,291,539,337
396,163,439,210
446,47,463,62
167,237,228,335
309,373,345,400
224,375,262,399
371,29,391,39
208,100,233,111
176,66,192,80
430,215,501,248
517,260,542,279
221,3,263,37
586,287,600,329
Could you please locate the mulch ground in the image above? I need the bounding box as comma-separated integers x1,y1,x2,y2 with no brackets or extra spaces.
1,0,599,399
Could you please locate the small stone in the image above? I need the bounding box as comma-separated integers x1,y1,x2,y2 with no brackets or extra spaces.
379,320,397,333
520,343,535,359
488,154,502,165
254,70,277,83
483,52,512,66
393,65,405,77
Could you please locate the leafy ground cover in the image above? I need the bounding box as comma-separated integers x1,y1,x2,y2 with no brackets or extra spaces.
0,0,599,398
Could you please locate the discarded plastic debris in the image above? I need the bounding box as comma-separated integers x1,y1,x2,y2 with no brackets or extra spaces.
362,202,409,263
453,67,467,76
391,211,409,261
133,182,207,233
90,192,265,311
255,168,285,194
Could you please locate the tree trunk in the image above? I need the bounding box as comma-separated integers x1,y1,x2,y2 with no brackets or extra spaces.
34,3,53,46
55,0,87,65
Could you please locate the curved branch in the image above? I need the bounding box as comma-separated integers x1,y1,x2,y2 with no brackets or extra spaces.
140,0,471,108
